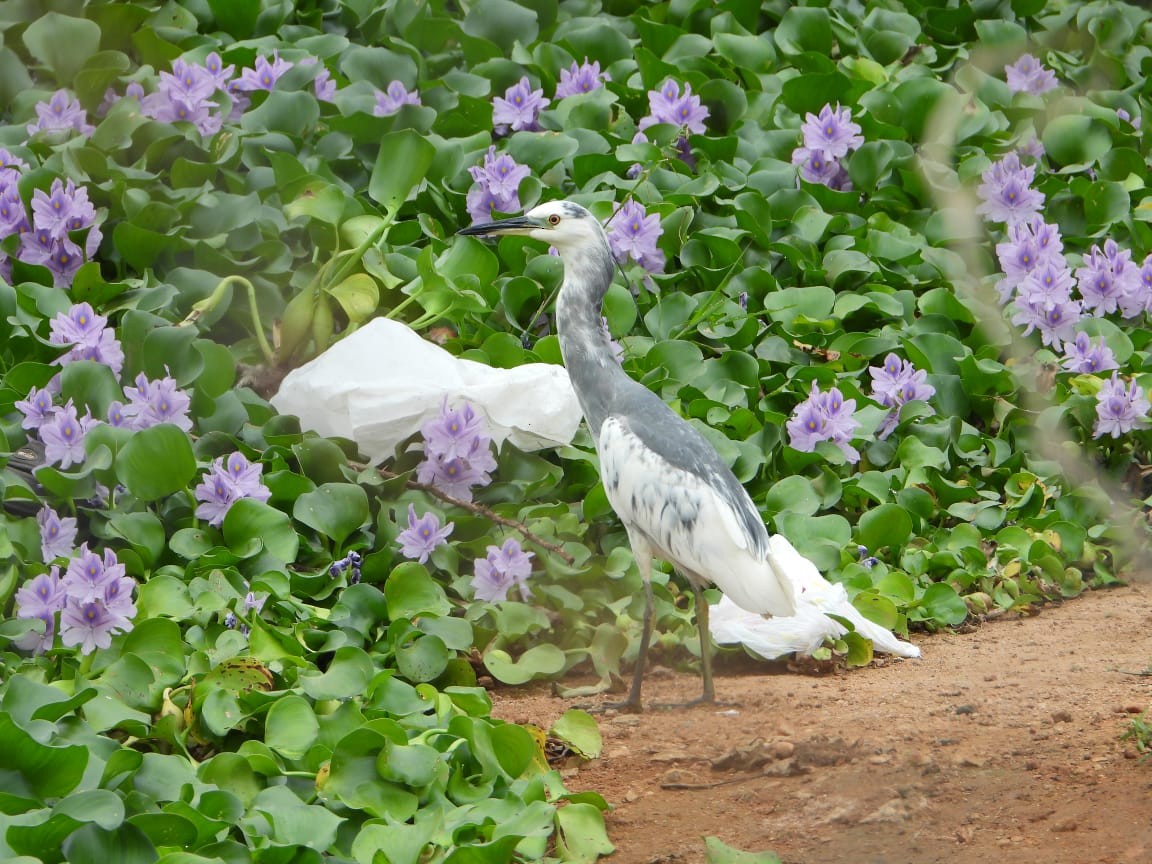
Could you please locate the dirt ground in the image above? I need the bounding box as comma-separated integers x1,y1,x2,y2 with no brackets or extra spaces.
493,583,1152,864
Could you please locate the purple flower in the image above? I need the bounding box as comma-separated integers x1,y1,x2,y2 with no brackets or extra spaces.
102,573,137,631
373,81,422,117
471,538,534,602
16,567,67,619
1061,331,1119,374
27,90,94,137
14,566,65,654
416,455,490,501
243,589,266,613
606,200,665,274
799,103,864,159
0,182,27,237
62,543,117,604
40,401,95,469
20,228,84,288
466,146,530,223
37,505,77,562
422,400,487,461
237,52,293,92
204,52,235,89
1011,296,1081,349
470,146,530,200
48,301,123,375
1076,240,1143,317
60,598,119,654
786,383,860,463
1093,372,1150,438
976,152,1045,226
16,385,55,431
106,401,130,428
555,58,609,99
0,148,28,180
223,452,270,499
50,302,107,348
314,66,336,102
397,504,454,563
194,452,272,527
1018,261,1075,308
493,76,550,134
791,147,849,189
1005,54,1058,96
869,354,935,408
194,470,241,527
639,79,708,135
870,354,936,440
122,372,193,431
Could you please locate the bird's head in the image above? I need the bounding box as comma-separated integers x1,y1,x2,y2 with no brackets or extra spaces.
457,200,604,253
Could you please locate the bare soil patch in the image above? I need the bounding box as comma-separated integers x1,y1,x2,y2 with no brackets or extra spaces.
493,584,1152,863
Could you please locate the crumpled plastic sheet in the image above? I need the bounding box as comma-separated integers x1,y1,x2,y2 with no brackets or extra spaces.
270,318,584,462
710,534,922,660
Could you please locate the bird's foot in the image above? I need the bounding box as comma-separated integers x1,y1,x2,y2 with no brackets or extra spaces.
576,696,644,715
650,694,738,711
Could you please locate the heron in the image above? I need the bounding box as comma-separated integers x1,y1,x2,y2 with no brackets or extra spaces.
459,200,798,710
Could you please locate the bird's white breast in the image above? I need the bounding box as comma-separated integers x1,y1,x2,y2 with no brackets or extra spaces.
598,416,757,584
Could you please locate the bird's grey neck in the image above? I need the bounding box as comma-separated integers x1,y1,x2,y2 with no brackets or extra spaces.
555,235,623,434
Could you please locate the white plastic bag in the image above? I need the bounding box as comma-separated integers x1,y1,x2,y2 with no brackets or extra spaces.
271,318,584,461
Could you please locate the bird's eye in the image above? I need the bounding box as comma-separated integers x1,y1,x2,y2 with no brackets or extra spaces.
548,214,561,226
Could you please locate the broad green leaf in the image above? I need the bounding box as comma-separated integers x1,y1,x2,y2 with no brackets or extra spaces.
116,425,197,501
23,13,101,85
293,483,370,544
370,130,436,213
223,499,300,563
265,695,320,760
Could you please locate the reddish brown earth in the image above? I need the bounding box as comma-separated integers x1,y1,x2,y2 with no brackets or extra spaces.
493,584,1152,864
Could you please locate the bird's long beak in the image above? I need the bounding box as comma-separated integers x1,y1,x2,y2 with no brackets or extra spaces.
457,215,544,237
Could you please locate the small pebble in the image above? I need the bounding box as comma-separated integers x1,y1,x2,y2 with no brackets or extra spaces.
1052,709,1073,723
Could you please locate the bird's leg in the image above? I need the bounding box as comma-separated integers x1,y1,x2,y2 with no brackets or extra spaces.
691,581,715,704
626,570,656,707
586,551,653,714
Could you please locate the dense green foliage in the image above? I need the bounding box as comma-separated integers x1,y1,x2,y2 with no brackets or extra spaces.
2,0,1152,860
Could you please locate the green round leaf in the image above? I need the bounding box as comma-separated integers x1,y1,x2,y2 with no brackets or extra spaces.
116,424,197,502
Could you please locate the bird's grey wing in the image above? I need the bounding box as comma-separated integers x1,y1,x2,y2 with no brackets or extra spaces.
598,409,767,566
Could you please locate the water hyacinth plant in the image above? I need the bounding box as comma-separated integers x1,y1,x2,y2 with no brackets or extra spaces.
1,1,1152,860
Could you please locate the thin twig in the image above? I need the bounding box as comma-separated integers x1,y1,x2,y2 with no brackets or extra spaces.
371,465,576,565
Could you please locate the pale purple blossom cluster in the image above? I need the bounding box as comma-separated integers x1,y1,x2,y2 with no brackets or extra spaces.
471,538,534,602
466,146,530,224
1093,373,1151,439
416,400,497,502
374,81,421,116
1061,332,1118,374
786,383,861,463
104,51,338,133
27,90,95,137
630,79,709,173
1005,54,1058,96
555,59,609,99
637,79,709,136
493,76,549,134
791,103,863,191
1075,240,1149,318
869,354,937,439
606,200,665,274
37,505,77,563
1,161,102,288
976,152,1045,226
49,302,124,376
14,545,136,655
397,504,454,563
193,452,272,527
